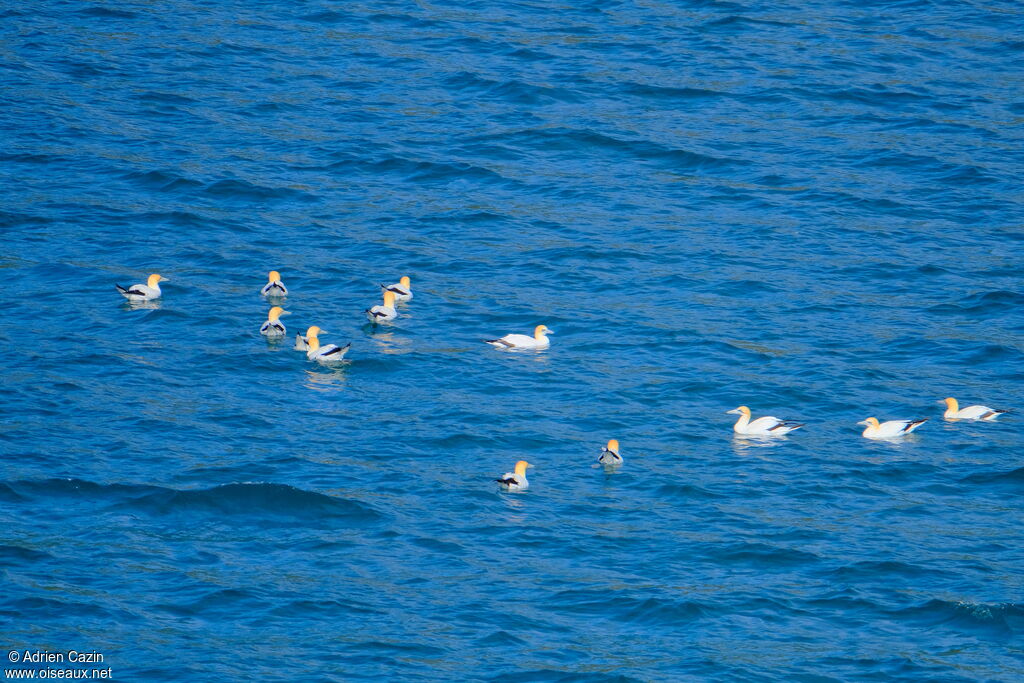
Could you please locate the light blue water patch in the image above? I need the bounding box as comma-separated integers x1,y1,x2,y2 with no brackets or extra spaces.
1,0,1022,680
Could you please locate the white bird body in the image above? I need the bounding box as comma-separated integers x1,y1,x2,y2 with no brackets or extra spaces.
598,439,623,466
496,460,532,491
943,397,1007,421
727,406,804,436
261,271,288,297
116,274,166,301
260,307,289,337
858,417,928,439
306,338,350,363
380,276,412,301
486,325,553,350
366,291,398,323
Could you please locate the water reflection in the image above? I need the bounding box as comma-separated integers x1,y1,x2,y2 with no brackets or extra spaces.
124,299,162,311
500,493,528,520
730,434,788,456
365,329,414,354
303,367,348,392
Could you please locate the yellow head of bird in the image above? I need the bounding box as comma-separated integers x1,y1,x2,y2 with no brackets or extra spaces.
605,439,620,454
857,417,880,428
268,270,281,282
268,306,289,321
305,325,323,339
514,460,532,476
943,397,958,411
383,290,396,307
727,406,751,416
534,325,552,338
147,274,166,287
400,276,411,288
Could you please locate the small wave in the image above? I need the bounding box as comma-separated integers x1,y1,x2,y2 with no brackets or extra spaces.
551,589,711,626
490,671,644,683
828,559,938,581
887,598,1022,636
0,543,52,563
928,290,1024,319
125,482,379,524
201,179,319,203
4,479,379,525
77,7,137,19
444,72,582,105
715,541,822,568
327,154,520,188
702,15,795,31
961,466,1024,488
0,210,51,229
622,82,726,101
270,597,382,618
299,11,352,24
472,127,739,171
122,169,202,192
9,596,117,620
857,150,998,185
136,90,198,105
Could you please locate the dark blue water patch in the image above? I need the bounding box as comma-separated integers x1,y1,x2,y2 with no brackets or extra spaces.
621,82,727,102
200,179,319,204
75,6,138,19
701,15,797,32
0,543,52,563
1,596,122,622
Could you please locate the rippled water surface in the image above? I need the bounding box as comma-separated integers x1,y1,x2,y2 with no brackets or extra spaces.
2,1,1023,680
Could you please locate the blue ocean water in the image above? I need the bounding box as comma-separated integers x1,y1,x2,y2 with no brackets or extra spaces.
2,0,1023,680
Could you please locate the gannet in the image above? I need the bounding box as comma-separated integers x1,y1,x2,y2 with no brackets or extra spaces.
942,397,1008,421
305,327,350,363
495,460,532,491
261,271,288,297
727,406,804,436
259,306,290,336
294,325,323,352
857,417,927,439
598,439,623,466
116,274,167,301
485,325,553,350
366,290,398,323
380,276,412,301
